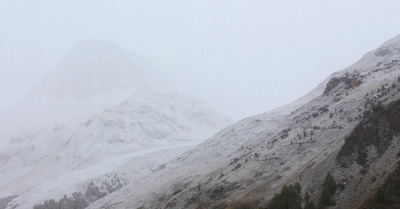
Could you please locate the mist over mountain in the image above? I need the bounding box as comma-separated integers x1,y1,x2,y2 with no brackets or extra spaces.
1,1,399,209
2,34,399,209
29,40,154,99
0,40,232,209
0,40,170,138
86,35,400,209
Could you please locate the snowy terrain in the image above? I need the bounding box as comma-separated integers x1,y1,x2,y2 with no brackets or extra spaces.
0,40,167,139
0,41,232,209
86,35,400,209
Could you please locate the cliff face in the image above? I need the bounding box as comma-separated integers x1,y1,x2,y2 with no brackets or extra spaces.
337,100,398,168
87,35,400,209
330,98,400,208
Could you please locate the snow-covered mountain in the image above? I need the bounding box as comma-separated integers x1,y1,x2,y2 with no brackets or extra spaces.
86,35,400,209
0,41,232,209
0,40,166,138
0,92,231,209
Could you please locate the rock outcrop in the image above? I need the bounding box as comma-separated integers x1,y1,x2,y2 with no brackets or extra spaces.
323,72,363,95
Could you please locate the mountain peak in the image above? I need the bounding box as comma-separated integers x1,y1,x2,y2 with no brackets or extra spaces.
13,40,165,132
28,39,149,101
61,39,134,73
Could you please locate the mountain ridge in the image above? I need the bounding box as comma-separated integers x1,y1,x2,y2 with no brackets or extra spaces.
86,35,400,209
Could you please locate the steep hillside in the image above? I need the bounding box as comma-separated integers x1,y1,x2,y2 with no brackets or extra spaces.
87,35,400,209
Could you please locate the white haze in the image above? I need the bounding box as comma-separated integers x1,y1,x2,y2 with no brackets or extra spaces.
1,0,400,120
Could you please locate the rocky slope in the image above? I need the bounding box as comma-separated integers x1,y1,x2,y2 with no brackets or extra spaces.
87,35,400,209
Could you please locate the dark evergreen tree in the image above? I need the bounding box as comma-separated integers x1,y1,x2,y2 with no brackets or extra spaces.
319,172,337,207
269,182,302,209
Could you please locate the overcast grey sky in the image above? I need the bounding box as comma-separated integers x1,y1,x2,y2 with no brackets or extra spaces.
1,0,399,120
